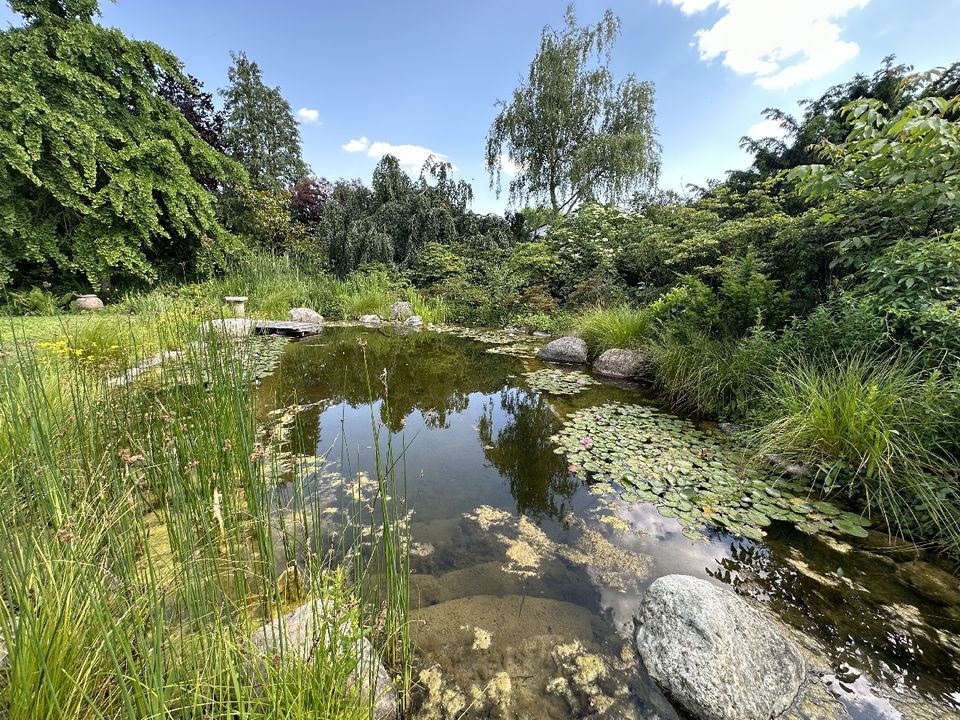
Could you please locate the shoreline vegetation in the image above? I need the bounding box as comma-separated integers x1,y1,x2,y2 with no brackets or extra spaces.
1,0,959,716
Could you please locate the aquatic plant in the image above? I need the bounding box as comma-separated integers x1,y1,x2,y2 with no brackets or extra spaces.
553,403,871,542
524,368,596,395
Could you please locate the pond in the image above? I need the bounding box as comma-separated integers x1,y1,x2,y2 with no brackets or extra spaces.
256,326,960,720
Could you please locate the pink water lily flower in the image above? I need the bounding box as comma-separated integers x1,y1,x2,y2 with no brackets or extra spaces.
580,436,593,447
576,378,586,385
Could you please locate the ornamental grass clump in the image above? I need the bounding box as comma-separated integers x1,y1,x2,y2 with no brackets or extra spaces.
750,353,960,551
570,305,652,354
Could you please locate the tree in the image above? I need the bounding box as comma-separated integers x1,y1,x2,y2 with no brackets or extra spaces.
0,0,245,289
157,71,226,152
485,5,660,212
220,52,308,191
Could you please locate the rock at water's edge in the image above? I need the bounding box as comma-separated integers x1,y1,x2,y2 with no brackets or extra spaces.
404,315,423,326
250,598,397,720
359,314,382,326
537,336,588,364
593,348,646,378
389,301,414,320
635,574,804,720
289,307,323,324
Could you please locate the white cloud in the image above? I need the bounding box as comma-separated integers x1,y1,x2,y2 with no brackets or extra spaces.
341,137,455,174
342,136,369,152
498,153,523,177
296,107,321,124
746,118,789,140
663,0,870,90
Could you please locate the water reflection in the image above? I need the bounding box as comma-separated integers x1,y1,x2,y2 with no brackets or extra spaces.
478,389,580,520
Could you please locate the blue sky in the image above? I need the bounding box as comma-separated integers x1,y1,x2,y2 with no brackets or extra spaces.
4,0,959,212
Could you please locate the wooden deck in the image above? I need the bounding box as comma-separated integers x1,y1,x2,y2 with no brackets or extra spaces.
253,320,322,338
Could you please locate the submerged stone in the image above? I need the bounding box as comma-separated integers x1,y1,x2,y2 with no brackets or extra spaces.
896,560,960,606
250,598,397,720
635,574,805,720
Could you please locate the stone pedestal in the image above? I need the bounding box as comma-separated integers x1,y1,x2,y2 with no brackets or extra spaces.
224,295,248,318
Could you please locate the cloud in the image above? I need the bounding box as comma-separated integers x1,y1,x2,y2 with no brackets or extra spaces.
341,137,455,174
662,0,870,89
498,154,523,177
746,118,789,140
342,136,369,152
296,107,321,124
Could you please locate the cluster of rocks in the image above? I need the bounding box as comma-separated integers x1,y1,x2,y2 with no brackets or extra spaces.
356,301,423,327
536,335,646,380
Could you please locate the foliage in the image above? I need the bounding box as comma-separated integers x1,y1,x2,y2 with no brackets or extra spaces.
750,354,960,551
644,326,782,418
569,305,651,354
0,0,245,288
220,51,308,191
157,70,225,152
290,177,332,224
789,94,960,271
553,402,872,542
523,368,594,395
485,5,659,212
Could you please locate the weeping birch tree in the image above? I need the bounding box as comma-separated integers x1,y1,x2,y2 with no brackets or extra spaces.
485,5,660,213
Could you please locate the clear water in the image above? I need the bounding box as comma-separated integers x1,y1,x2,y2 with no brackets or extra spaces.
256,327,960,720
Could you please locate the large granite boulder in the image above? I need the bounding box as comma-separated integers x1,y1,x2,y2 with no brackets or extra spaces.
537,336,588,364
359,314,382,326
289,307,323,324
404,315,423,326
389,301,414,320
251,599,397,720
593,349,646,378
635,575,804,720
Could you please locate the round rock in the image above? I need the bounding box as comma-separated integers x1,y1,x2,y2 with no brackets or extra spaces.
404,315,423,326
593,348,646,378
359,314,382,326
289,307,323,324
389,301,414,320
537,336,588,364
635,574,805,720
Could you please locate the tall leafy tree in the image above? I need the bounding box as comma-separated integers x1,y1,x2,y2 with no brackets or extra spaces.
0,0,244,288
485,5,660,212
220,52,308,191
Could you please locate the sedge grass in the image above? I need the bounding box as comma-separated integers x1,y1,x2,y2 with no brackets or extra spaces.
0,313,411,718
569,305,652,355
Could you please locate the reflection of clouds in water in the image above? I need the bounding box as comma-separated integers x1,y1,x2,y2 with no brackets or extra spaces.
824,671,902,720
584,498,739,638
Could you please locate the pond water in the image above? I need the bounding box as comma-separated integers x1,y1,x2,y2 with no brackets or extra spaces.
256,326,960,720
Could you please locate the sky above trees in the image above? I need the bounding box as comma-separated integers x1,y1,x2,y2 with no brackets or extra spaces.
2,0,956,213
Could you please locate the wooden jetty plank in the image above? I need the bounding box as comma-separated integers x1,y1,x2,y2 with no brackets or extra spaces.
253,320,322,338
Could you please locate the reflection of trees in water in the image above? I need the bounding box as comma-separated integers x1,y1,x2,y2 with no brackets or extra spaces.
258,329,516,434
707,535,960,703
478,389,581,521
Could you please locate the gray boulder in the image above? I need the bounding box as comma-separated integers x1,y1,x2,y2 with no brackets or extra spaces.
359,314,382,326
537,336,588,364
251,599,397,720
635,575,804,720
593,348,646,378
389,301,414,320
404,315,423,326
289,307,323,324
